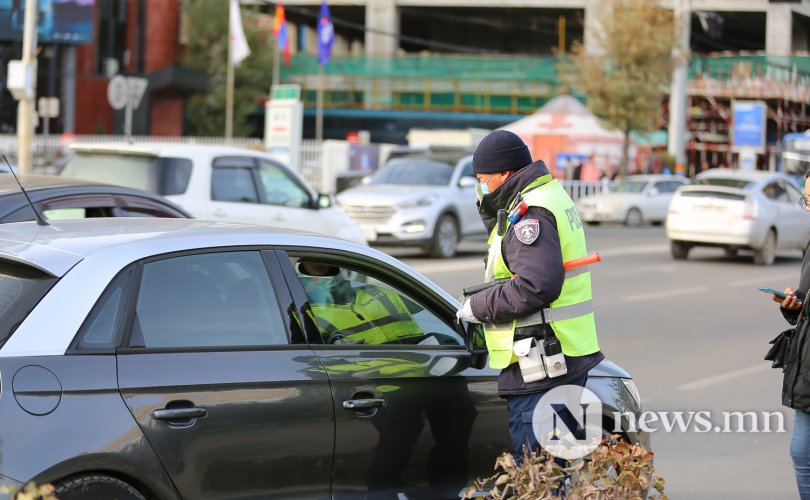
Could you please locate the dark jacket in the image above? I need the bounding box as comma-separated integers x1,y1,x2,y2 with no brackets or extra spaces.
781,243,810,412
469,161,603,396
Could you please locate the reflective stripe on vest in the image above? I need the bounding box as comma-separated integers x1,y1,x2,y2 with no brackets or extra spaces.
309,285,422,344
482,176,599,369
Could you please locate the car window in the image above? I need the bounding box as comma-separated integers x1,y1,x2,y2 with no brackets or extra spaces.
290,256,463,347
134,251,287,349
785,181,803,203
211,167,259,203
370,159,454,186
695,178,752,189
611,180,647,193
73,271,132,351
257,160,311,208
763,181,789,202
459,161,474,180
61,154,192,195
0,260,59,349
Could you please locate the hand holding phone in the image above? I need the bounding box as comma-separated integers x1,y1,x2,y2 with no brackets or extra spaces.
759,287,789,300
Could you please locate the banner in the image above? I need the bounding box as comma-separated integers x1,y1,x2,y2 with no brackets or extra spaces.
317,1,334,66
229,0,251,66
273,3,290,65
0,0,94,44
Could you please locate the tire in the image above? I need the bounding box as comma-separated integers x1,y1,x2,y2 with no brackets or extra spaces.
754,229,777,266
724,247,738,258
428,214,459,258
55,474,145,500
624,207,643,227
671,240,690,260
585,221,601,226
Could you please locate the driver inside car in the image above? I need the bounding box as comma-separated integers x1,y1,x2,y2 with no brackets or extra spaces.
297,260,424,345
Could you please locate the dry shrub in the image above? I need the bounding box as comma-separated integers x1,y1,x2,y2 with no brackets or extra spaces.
463,437,666,500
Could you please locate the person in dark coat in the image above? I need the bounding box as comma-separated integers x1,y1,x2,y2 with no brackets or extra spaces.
456,130,604,460
773,174,810,499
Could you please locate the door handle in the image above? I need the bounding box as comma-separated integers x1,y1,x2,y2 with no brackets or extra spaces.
153,407,208,420
212,209,227,218
342,399,386,410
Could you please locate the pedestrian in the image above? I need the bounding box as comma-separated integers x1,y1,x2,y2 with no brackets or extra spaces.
772,173,810,499
456,130,605,460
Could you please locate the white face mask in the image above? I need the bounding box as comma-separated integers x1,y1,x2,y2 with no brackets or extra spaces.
475,174,494,201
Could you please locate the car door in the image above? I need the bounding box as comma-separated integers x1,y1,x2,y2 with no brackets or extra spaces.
277,250,509,499
255,158,324,232
781,180,808,248
762,180,797,248
208,156,268,225
643,180,673,221
116,249,333,499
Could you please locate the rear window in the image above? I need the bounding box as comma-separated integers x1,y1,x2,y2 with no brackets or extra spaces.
0,261,58,348
695,178,752,189
60,153,192,196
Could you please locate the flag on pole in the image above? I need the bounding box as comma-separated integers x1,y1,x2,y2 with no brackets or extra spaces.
229,0,251,66
273,4,291,65
317,1,334,66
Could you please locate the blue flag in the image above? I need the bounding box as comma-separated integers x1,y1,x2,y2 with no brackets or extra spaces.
317,1,334,66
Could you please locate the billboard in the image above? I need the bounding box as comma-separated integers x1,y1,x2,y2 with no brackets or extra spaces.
732,100,767,153
0,0,94,44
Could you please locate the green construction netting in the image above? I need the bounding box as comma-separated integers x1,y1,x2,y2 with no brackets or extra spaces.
282,54,810,82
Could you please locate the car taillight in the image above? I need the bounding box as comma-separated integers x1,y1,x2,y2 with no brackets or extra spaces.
743,198,758,220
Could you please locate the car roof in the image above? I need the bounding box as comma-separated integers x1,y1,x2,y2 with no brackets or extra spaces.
0,218,369,277
68,142,273,158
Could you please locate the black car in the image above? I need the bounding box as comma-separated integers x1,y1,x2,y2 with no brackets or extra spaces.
0,218,645,499
0,175,191,222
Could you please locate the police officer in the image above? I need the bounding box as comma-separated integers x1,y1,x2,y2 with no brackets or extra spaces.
298,260,424,345
455,130,605,459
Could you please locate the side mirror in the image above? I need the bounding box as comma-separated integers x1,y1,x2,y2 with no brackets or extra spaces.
360,176,371,185
647,187,660,197
466,323,489,355
458,176,477,188
317,193,333,209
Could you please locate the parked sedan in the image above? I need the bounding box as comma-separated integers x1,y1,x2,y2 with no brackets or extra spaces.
0,218,645,499
336,148,485,258
59,142,367,245
666,169,810,265
0,174,191,222
576,174,689,227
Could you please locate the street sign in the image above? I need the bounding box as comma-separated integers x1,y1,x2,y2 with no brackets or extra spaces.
37,97,59,118
127,77,148,109
732,100,767,153
271,84,301,102
107,75,128,110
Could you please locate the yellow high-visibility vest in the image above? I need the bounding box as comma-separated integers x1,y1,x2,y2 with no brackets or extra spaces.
483,175,599,369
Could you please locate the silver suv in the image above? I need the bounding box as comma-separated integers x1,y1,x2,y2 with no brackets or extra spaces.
336,148,486,258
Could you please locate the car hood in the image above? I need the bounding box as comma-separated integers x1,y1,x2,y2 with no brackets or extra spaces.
337,185,446,206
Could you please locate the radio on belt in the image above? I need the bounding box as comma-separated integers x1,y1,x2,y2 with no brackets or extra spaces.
507,201,529,224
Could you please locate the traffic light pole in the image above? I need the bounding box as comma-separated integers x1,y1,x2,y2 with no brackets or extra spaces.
16,0,38,175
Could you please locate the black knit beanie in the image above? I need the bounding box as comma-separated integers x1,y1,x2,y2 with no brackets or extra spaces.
472,130,532,174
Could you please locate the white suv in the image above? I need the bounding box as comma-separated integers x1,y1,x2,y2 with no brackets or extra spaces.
59,143,367,245
336,148,486,258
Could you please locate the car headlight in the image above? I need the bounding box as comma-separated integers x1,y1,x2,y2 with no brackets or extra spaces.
621,378,642,407
398,195,437,209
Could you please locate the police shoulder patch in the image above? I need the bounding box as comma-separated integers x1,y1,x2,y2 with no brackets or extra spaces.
514,218,540,244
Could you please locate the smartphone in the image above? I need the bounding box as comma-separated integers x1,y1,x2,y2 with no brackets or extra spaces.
759,287,791,300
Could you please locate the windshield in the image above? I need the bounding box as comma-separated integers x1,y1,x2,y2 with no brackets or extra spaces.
0,261,58,349
783,137,810,177
370,159,454,186
60,153,192,195
695,178,753,189
611,180,648,193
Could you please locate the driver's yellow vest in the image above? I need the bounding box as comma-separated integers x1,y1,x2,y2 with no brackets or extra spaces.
310,286,423,344
483,175,599,369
